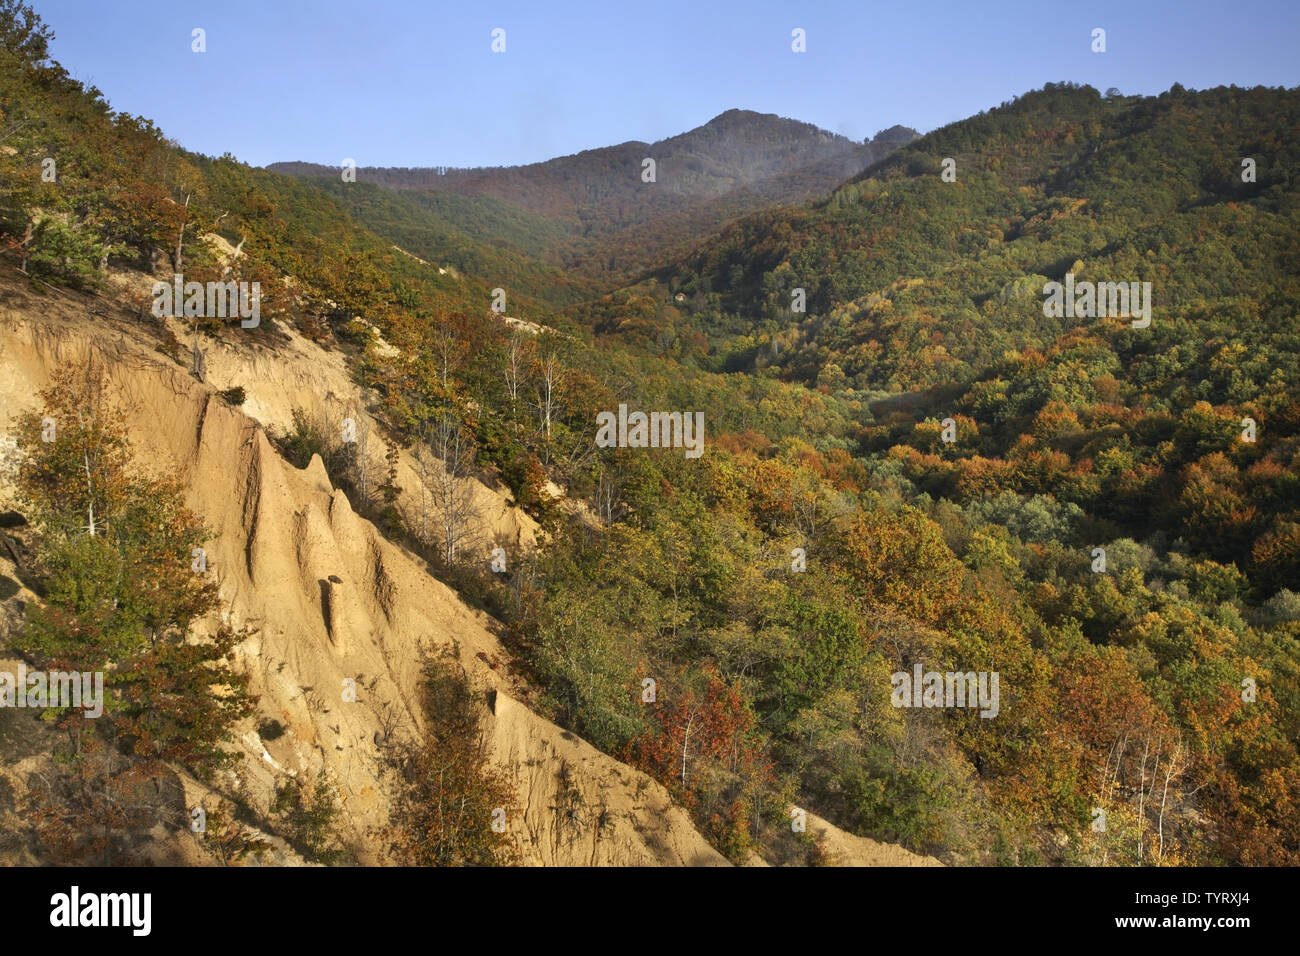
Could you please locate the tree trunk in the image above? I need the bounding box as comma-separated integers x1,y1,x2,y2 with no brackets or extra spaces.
82,450,96,536
174,192,190,272
1136,734,1150,863
191,317,205,382
681,713,695,786
19,218,33,273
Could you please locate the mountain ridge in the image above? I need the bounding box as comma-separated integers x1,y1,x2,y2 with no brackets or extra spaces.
267,109,915,183
267,109,919,284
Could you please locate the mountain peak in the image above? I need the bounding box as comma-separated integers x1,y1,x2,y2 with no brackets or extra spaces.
870,124,920,144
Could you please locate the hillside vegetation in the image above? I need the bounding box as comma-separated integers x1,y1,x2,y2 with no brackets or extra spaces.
567,82,1300,863
270,111,918,285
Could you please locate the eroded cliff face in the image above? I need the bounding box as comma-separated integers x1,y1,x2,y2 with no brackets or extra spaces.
0,282,936,867
0,284,729,866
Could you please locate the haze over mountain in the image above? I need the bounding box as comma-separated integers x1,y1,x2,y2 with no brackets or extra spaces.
269,110,918,284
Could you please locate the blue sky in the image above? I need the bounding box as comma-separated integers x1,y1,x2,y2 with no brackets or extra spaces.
34,0,1300,170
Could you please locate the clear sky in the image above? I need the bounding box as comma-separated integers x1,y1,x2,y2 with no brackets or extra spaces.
33,0,1300,170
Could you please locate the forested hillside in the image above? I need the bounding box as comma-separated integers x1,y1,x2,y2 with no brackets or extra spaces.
1,0,1296,869
270,111,918,284
619,82,1300,597
563,82,1300,863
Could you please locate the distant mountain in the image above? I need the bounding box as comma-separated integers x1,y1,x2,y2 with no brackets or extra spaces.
269,110,918,283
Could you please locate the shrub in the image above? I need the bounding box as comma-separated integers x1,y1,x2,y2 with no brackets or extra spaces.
270,776,349,865
382,654,520,866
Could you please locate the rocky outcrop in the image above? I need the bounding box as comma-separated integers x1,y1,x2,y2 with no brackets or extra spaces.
0,292,721,866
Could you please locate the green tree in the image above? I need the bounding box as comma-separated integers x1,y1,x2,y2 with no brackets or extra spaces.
10,362,252,775
383,655,519,866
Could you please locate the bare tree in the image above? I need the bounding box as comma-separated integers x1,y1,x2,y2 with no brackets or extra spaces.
419,411,482,564
1156,736,1189,863
1136,733,1152,863
429,325,464,389
594,468,622,525
504,332,528,407
411,438,436,544
173,192,190,272
344,409,380,508
532,353,565,443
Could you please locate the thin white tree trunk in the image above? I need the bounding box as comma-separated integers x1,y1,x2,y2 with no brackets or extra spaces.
1137,734,1150,863
83,450,96,536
